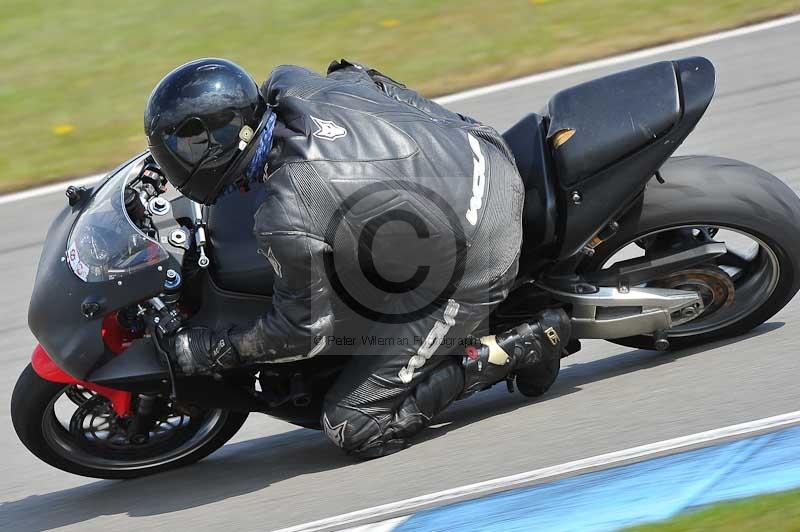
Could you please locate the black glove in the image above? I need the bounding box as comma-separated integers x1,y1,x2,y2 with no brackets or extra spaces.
170,327,239,376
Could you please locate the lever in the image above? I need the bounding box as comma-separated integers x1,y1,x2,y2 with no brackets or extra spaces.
191,202,211,268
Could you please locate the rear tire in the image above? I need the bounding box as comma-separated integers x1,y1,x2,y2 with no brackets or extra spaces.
11,364,248,479
583,156,800,350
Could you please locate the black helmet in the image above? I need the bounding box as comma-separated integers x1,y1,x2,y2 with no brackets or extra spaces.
144,58,267,204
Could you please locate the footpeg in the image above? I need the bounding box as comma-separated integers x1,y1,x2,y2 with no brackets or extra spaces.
653,330,670,351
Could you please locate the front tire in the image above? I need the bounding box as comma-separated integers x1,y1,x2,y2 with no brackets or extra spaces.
11,364,248,479
583,156,800,351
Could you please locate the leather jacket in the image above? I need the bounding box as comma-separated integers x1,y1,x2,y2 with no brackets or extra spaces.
229,60,524,363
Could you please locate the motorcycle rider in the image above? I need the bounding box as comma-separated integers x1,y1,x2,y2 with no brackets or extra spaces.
145,58,571,458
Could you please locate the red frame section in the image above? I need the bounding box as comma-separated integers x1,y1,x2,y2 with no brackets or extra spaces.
31,313,135,416
102,312,138,354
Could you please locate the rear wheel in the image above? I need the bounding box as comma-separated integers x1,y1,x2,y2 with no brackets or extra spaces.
582,156,800,351
11,364,248,479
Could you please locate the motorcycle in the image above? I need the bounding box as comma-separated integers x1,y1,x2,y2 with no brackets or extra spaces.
12,56,800,478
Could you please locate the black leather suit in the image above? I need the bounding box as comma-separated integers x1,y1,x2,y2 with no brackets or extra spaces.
229,60,524,457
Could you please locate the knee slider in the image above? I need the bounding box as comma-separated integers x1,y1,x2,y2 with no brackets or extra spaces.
321,405,384,453
321,409,353,450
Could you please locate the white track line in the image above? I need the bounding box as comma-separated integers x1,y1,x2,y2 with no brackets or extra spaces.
340,517,410,532
436,13,800,104
275,410,800,532
0,173,105,206
3,12,799,208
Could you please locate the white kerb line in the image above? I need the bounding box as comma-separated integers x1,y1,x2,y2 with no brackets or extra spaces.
275,410,800,532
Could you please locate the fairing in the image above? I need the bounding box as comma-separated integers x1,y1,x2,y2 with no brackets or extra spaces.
549,57,716,258
32,344,133,416
28,154,179,380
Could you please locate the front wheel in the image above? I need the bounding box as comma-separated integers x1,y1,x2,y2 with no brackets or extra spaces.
11,364,249,479
583,156,800,351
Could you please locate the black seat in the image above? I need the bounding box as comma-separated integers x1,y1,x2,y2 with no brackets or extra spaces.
502,113,558,252
546,61,682,187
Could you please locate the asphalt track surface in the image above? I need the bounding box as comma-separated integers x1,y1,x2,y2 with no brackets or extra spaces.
2,19,800,532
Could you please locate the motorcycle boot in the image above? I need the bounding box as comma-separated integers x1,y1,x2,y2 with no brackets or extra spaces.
461,309,571,398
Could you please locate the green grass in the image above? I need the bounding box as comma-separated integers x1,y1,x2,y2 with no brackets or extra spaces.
1,0,799,191
628,489,800,531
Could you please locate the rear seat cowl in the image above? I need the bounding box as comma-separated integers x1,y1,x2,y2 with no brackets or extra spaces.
546,61,681,187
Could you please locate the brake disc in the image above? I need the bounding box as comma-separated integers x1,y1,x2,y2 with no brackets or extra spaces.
650,266,735,319
68,395,129,447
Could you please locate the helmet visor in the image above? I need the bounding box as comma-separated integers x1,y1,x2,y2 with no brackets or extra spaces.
152,113,244,199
